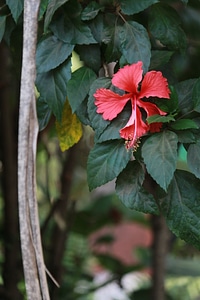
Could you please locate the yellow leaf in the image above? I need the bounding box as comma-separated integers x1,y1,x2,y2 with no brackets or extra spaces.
71,51,84,72
56,100,82,151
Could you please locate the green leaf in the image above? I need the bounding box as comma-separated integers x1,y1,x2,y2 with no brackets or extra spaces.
81,1,103,21
76,44,101,73
193,117,200,128
175,79,197,114
116,161,159,214
36,35,74,73
104,23,121,62
39,0,49,20
119,0,158,15
176,130,196,144
142,131,178,191
6,0,23,23
36,97,52,131
62,0,82,17
67,66,97,113
147,114,175,125
88,78,111,134
150,50,174,70
0,16,6,42
187,144,200,179
96,104,131,143
88,14,106,44
44,0,69,31
170,119,198,130
159,170,200,249
192,77,200,113
154,86,178,113
118,21,151,73
36,59,71,122
75,98,91,126
50,15,97,45
149,3,186,50
87,140,131,190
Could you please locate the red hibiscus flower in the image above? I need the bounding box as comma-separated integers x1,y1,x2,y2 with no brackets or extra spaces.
94,61,170,150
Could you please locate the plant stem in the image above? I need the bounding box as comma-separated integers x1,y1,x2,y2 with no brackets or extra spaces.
18,0,50,298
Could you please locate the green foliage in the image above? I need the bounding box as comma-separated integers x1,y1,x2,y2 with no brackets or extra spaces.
149,3,186,50
192,77,200,113
4,0,200,256
0,16,6,41
36,35,74,73
39,0,48,20
119,0,158,15
175,79,197,114
116,161,159,214
88,78,111,133
170,119,198,130
50,14,97,45
81,2,104,21
36,0,200,250
87,140,131,190
36,59,72,122
76,44,101,72
147,114,175,124
142,131,178,191
187,143,200,179
118,21,151,72
36,97,52,131
154,86,179,113
150,50,174,70
159,170,200,249
44,0,69,31
95,105,130,143
67,66,97,113
6,0,23,23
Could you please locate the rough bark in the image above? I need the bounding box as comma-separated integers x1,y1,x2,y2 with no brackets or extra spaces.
151,215,170,300
18,0,50,299
143,172,170,300
0,43,22,300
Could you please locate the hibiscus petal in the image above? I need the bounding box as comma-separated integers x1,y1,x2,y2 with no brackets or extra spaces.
139,71,170,99
94,88,130,120
112,61,143,93
120,123,136,150
120,106,148,149
135,106,149,137
137,101,166,135
137,100,167,117
149,122,163,133
119,111,135,140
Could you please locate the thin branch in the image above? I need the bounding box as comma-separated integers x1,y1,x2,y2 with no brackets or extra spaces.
116,9,127,23
18,0,50,299
86,275,120,293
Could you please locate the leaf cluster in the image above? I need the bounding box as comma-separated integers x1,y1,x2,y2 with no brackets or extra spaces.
3,0,200,249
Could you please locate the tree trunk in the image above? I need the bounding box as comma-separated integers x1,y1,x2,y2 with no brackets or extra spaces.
143,172,170,300
151,215,170,300
18,0,50,298
49,145,78,299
